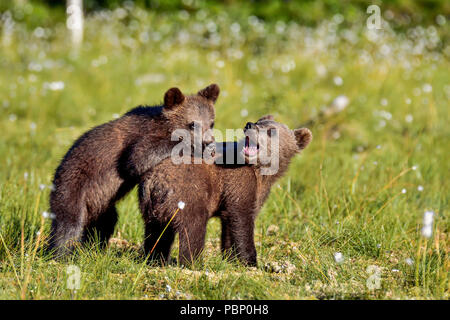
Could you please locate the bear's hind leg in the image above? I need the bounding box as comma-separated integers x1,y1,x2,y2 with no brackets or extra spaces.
48,214,84,259
144,221,175,265
82,206,118,249
178,219,207,266
220,213,237,261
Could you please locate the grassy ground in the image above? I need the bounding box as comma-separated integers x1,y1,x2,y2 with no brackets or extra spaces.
0,6,448,299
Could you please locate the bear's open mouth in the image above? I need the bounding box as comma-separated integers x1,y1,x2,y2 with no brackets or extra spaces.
243,136,259,157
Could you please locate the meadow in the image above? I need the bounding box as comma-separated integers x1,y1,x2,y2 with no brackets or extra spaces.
0,4,448,299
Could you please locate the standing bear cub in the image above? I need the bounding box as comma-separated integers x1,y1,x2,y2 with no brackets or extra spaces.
49,84,220,257
138,115,312,266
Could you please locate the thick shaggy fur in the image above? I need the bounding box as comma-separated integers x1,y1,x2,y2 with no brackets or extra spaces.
138,116,312,266
49,84,220,257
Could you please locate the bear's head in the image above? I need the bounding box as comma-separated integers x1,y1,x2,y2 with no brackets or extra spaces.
242,115,312,175
162,84,219,154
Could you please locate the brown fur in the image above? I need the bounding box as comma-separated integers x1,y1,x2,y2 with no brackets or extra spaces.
49,84,220,257
138,116,312,266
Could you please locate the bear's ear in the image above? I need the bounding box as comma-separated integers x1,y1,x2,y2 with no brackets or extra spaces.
198,83,220,104
258,114,274,122
294,128,312,151
164,87,185,109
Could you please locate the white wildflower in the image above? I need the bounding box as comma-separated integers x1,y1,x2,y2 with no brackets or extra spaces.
421,211,434,238
240,109,248,117
333,76,343,86
44,81,65,91
436,15,446,26
423,211,434,226
334,252,344,264
422,225,433,238
331,95,349,112
417,185,424,192
422,83,432,93
216,60,225,68
405,258,414,266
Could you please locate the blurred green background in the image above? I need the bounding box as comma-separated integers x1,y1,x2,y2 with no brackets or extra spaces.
2,0,450,28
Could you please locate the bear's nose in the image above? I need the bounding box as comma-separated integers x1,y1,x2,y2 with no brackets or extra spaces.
245,122,256,130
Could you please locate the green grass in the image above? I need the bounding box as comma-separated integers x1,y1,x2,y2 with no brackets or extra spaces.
0,6,448,299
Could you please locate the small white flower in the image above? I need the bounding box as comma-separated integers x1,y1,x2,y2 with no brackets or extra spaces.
333,76,343,86
216,60,225,68
39,184,46,191
9,114,17,122
178,201,185,210
380,98,388,106
331,95,349,111
412,165,417,171
165,284,172,293
417,185,424,192
376,244,381,248
316,64,327,77
240,109,248,117
36,231,41,236
423,211,434,226
405,114,413,123
30,122,37,130
24,172,29,180
422,83,432,93
436,15,446,26
401,188,407,194
44,81,65,91
334,252,344,264
421,225,432,238
376,145,382,149
391,269,399,272
42,211,50,218
405,258,414,266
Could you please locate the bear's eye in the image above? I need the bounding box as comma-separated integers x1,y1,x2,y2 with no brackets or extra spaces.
210,121,214,129
189,122,195,130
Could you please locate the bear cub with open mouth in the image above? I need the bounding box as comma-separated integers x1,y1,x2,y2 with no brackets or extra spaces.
139,115,312,266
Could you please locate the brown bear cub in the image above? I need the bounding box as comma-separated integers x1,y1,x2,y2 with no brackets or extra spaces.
138,115,312,266
49,84,220,257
